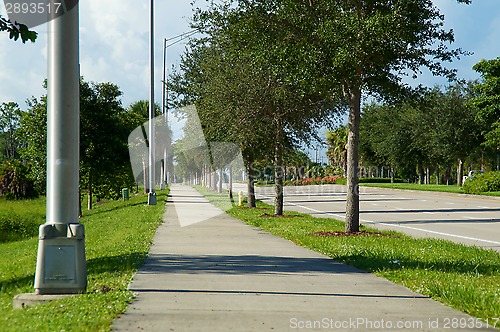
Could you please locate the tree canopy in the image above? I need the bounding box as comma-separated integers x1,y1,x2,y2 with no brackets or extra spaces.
181,0,469,229
470,57,500,149
18,78,136,202
173,0,345,212
359,83,481,184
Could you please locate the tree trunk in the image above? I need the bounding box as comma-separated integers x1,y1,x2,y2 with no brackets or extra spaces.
143,160,148,194
274,119,284,216
418,162,424,184
87,172,93,211
218,164,223,193
457,159,463,186
78,190,82,218
211,166,216,191
246,160,256,208
229,164,233,199
207,165,211,188
426,166,430,185
203,164,207,186
160,160,165,188
345,84,361,233
435,166,440,185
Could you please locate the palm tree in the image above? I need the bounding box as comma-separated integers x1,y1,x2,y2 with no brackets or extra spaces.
326,126,348,175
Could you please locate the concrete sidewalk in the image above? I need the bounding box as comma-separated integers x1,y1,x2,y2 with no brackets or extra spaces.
112,185,489,331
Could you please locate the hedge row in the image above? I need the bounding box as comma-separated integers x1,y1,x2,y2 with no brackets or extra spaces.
462,171,500,194
286,177,402,186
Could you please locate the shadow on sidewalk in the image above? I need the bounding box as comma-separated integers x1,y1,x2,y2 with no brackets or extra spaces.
130,288,428,300
138,254,365,275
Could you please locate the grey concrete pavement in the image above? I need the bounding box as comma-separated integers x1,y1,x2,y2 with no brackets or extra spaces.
112,185,492,331
239,184,500,252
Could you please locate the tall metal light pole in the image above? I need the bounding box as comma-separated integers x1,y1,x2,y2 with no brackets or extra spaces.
160,29,200,187
34,1,86,295
147,0,157,205
160,37,168,190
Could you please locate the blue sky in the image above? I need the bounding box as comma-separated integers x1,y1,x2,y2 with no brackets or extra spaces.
0,0,499,114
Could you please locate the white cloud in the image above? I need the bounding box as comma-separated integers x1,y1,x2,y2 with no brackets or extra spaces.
476,11,500,62
0,34,47,107
408,0,500,87
0,1,201,109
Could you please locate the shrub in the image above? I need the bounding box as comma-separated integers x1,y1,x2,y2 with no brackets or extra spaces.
288,176,407,186
290,175,345,186
462,171,500,194
305,165,343,178
0,160,38,200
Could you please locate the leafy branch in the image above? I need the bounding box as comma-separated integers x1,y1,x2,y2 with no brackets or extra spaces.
0,15,37,43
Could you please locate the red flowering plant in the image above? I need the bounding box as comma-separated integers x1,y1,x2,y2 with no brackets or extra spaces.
291,175,344,186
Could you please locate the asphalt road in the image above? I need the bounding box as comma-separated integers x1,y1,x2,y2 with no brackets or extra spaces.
233,183,500,252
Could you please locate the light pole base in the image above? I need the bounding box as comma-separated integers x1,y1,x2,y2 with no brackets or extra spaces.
34,224,86,295
148,192,157,205
160,182,166,190
13,293,76,309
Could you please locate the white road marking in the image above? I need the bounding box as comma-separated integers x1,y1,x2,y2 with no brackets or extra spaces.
256,194,500,246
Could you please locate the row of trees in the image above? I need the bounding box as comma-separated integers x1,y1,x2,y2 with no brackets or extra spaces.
360,83,480,185
326,57,500,186
169,0,470,232
0,78,153,210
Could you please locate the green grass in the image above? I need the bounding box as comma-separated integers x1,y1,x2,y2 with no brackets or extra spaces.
195,185,500,324
0,190,167,331
360,183,466,194
483,191,500,197
361,182,500,197
0,197,46,243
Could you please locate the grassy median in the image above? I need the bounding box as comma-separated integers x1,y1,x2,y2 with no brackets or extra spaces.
360,182,500,197
195,186,500,326
360,183,465,193
0,190,167,332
